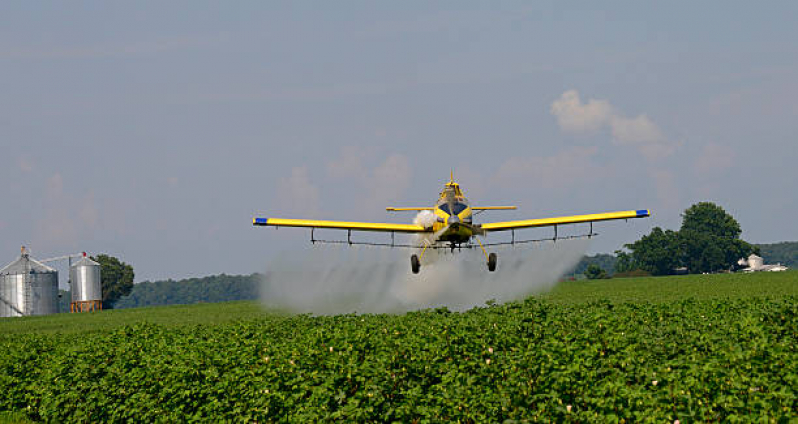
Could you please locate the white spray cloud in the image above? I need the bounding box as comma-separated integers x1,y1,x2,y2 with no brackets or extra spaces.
259,238,588,315
412,210,439,249
551,90,677,160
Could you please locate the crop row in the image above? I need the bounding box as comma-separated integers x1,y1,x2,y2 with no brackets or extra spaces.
1,297,796,422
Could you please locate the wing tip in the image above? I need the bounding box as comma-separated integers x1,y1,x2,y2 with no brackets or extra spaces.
253,217,269,226
636,209,650,218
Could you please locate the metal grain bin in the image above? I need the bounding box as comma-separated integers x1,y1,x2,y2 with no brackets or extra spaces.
70,255,102,303
0,252,59,318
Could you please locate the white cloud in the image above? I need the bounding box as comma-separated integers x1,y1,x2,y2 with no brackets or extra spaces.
326,148,413,213
326,146,370,180
609,114,664,145
277,166,320,216
551,90,677,160
550,90,613,134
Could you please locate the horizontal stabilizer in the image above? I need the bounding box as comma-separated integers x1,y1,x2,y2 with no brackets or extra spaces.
386,207,434,212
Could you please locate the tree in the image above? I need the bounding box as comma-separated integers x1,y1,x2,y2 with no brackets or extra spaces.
625,202,758,275
625,227,682,276
613,250,633,274
681,202,742,239
92,254,134,309
584,264,609,280
678,203,757,273
757,241,798,267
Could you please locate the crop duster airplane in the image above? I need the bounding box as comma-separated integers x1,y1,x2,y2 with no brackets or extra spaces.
253,173,649,274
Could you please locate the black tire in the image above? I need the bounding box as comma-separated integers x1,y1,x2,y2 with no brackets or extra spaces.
411,254,421,274
487,253,497,272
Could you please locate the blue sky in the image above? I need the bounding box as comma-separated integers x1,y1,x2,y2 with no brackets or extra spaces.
2,2,797,281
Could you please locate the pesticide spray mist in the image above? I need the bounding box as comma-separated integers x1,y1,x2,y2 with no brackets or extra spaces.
260,211,589,314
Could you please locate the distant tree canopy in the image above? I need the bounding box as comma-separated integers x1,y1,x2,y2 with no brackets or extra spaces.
570,254,617,276
756,242,798,268
583,264,609,280
621,202,758,275
114,274,260,309
92,254,135,309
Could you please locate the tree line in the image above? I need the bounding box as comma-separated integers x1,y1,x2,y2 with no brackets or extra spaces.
573,202,796,278
113,274,261,308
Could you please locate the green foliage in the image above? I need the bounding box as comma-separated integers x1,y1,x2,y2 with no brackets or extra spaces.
625,202,758,275
757,241,798,268
613,250,633,274
681,201,742,239
114,274,260,309
570,254,617,277
612,269,652,279
92,254,135,310
0,411,35,424
583,264,608,280
1,272,796,422
626,227,682,275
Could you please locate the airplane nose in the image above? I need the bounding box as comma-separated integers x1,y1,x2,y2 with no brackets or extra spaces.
447,215,460,225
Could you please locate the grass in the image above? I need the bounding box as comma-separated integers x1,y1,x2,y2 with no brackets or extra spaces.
2,271,796,336
0,300,268,335
544,270,798,303
0,271,795,422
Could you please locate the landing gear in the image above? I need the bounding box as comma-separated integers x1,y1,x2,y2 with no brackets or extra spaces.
487,253,497,272
411,254,421,274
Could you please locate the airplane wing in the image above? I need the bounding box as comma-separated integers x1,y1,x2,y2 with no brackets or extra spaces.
253,217,431,233
480,209,649,232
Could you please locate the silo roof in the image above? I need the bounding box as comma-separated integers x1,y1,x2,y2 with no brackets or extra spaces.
0,255,57,275
71,256,100,268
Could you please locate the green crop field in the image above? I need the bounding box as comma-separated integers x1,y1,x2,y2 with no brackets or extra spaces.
1,272,796,422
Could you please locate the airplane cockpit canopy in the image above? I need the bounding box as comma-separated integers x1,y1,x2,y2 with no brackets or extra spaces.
438,202,469,215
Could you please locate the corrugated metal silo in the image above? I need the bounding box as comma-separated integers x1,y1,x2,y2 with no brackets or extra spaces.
0,250,59,318
69,254,102,312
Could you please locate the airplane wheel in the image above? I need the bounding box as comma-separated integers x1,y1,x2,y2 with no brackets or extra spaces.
487,253,497,272
411,254,421,274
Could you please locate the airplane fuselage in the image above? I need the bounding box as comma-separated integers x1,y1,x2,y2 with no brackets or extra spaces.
431,182,475,245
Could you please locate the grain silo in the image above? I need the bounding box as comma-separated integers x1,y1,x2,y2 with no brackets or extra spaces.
69,253,102,312
0,247,59,318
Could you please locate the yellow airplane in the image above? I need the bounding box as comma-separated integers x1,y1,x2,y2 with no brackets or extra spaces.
253,173,649,273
